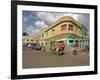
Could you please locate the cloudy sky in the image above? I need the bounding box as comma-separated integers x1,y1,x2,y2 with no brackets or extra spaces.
22,11,90,37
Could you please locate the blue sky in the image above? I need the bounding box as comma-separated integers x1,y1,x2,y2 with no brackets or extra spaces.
22,11,89,37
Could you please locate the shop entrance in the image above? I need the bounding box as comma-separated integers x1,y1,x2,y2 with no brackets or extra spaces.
69,40,74,48
57,41,65,48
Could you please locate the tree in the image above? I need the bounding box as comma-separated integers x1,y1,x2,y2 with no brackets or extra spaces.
22,32,28,36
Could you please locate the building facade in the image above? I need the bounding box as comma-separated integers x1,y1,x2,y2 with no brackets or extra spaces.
22,36,37,46
39,16,89,50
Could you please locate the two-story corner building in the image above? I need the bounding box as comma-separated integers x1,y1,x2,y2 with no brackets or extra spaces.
22,35,36,46
39,16,89,50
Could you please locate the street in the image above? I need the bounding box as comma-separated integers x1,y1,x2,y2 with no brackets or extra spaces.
23,47,89,69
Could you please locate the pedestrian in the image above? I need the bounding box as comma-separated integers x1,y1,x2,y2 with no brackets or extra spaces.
57,45,64,55
85,44,89,53
43,46,45,52
72,41,77,55
61,42,65,54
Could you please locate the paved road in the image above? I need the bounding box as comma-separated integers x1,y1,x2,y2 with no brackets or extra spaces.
23,47,89,69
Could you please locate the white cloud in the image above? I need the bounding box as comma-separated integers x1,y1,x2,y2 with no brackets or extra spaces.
24,12,80,36
22,23,28,32
26,26,40,36
36,12,56,24
23,11,89,36
36,12,79,25
52,13,79,20
24,20,48,36
63,13,79,20
34,20,48,28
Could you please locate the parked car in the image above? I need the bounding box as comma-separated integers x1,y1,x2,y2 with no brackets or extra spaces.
30,43,36,49
30,43,41,50
27,43,31,48
35,44,42,50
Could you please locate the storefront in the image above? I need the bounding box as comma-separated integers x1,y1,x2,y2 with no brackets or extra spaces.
66,38,81,49
45,40,56,50
56,38,66,48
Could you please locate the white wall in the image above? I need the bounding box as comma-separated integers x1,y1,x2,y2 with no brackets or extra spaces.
0,0,99,80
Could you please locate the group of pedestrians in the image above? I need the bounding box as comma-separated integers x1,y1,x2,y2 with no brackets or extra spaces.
50,42,77,56
50,42,65,56
42,41,89,56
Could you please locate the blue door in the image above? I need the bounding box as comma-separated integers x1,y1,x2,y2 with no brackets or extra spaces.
66,38,74,49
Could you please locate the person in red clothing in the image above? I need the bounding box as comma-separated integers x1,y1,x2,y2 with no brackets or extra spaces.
60,41,65,51
56,41,65,55
58,41,65,55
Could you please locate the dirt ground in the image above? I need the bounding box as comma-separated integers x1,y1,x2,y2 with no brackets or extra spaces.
23,47,89,69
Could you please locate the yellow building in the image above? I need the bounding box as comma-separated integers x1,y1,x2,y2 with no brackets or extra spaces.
22,35,36,46
38,28,47,47
39,16,89,50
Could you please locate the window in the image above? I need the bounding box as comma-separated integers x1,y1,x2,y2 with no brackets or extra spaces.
79,29,81,34
42,33,44,37
69,40,73,43
41,43,43,46
31,39,33,41
80,31,82,34
82,31,84,35
84,32,87,36
46,32,48,37
61,24,67,31
76,27,78,32
75,40,79,42
68,24,73,31
23,39,25,41
82,31,87,36
52,29,55,35
52,29,55,32
36,40,38,42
